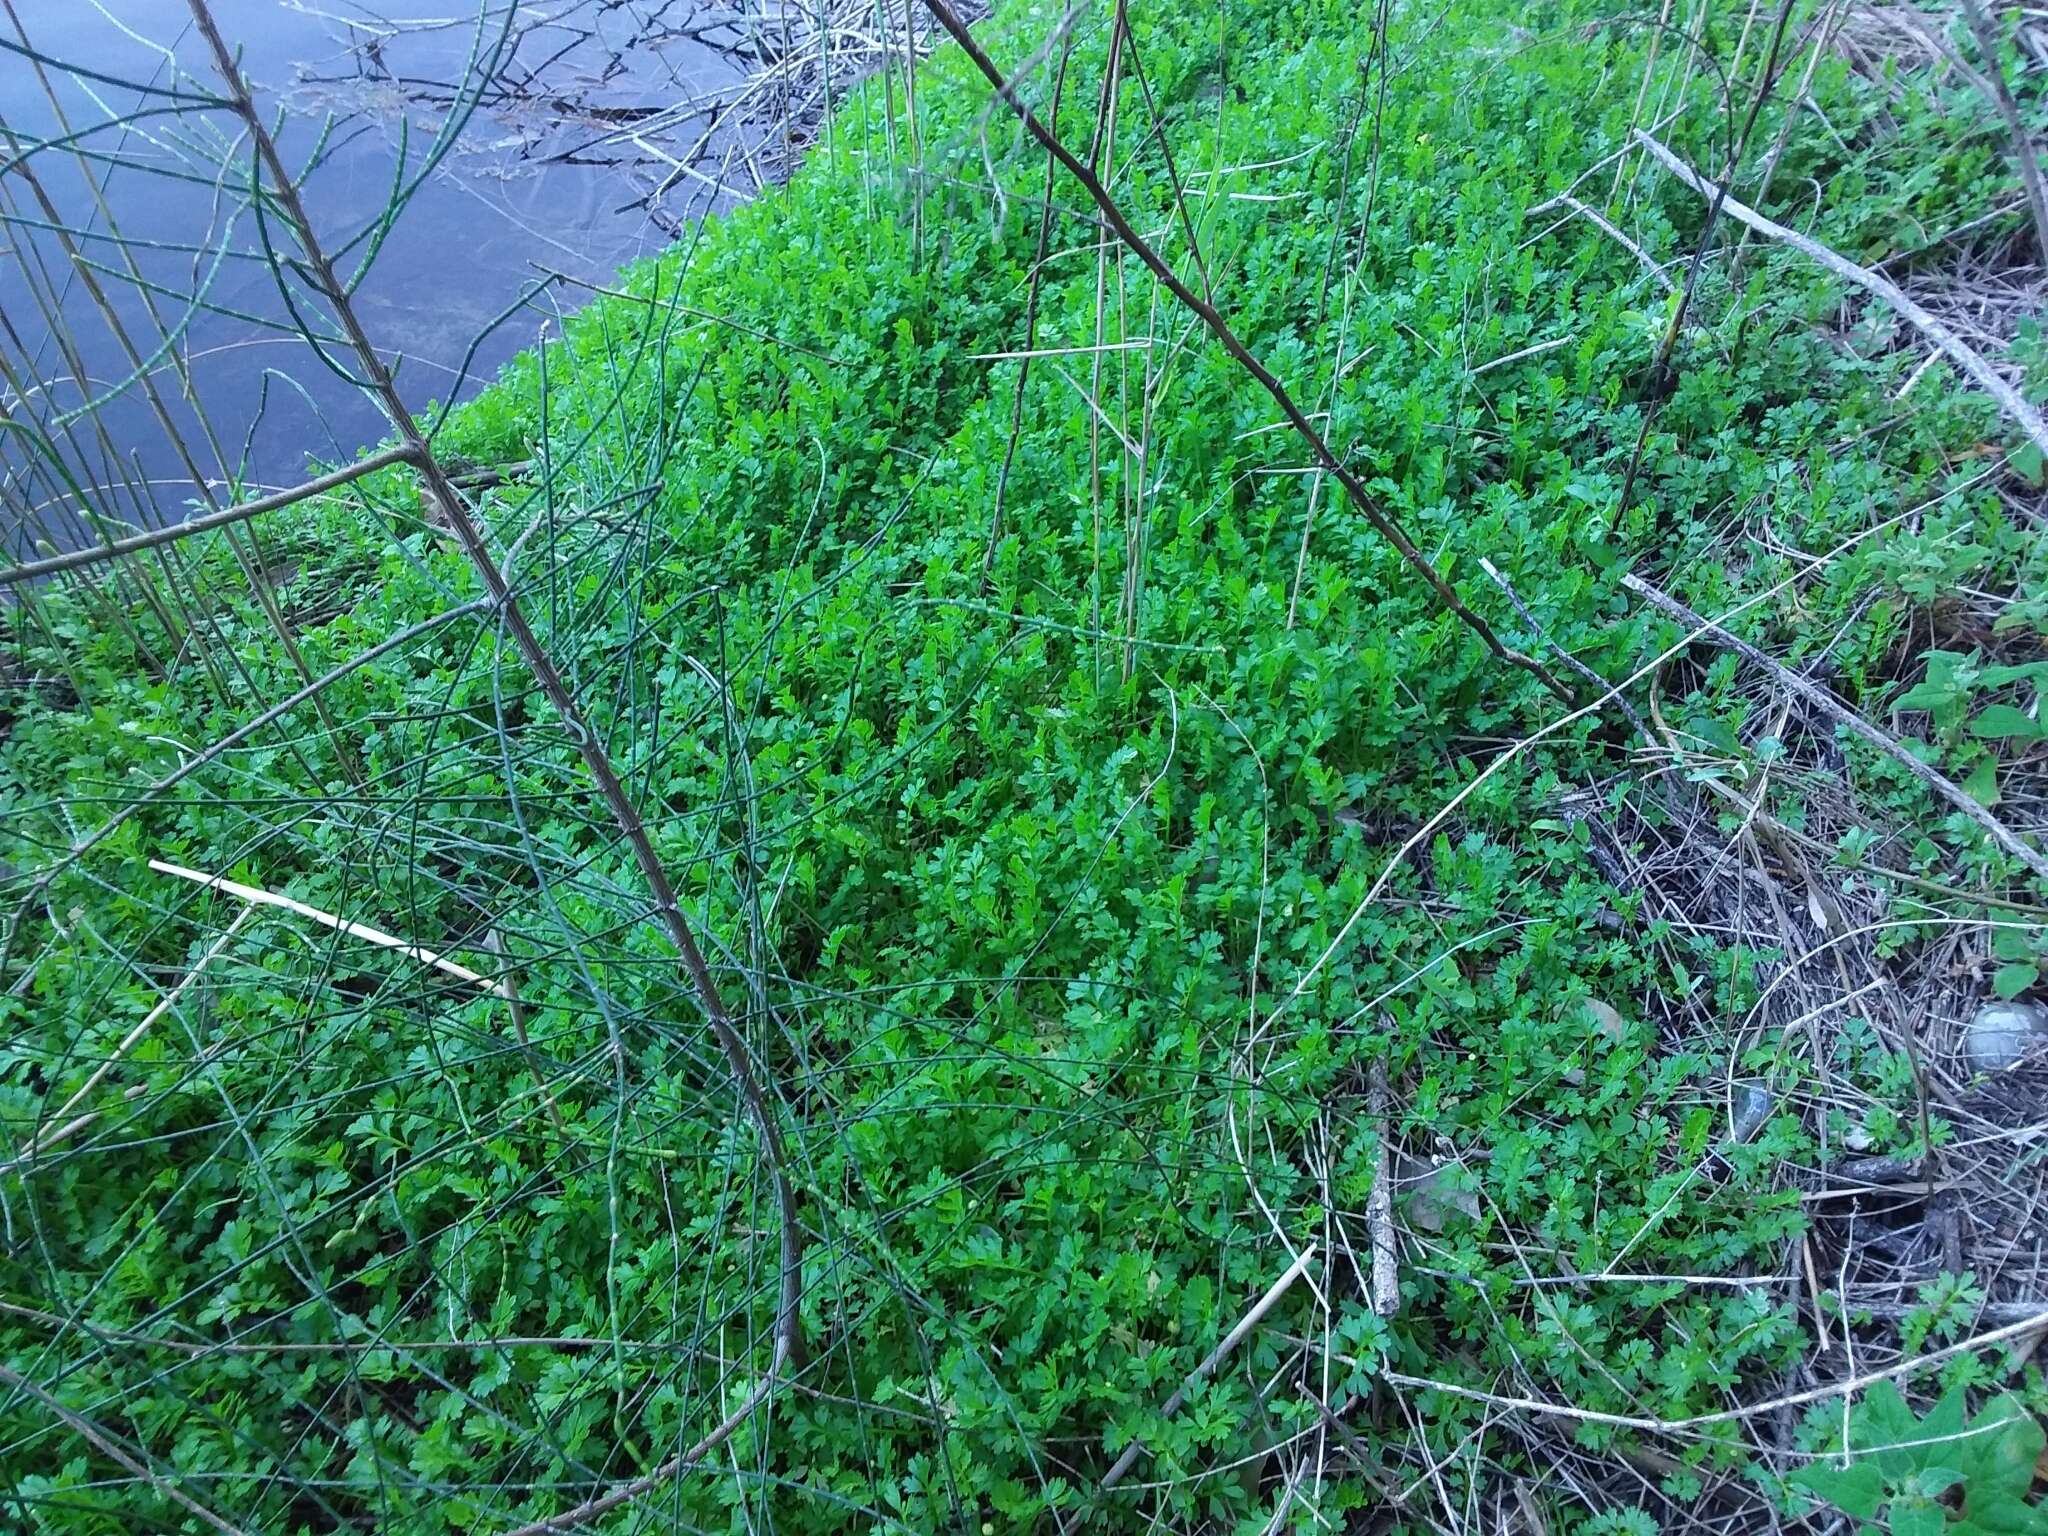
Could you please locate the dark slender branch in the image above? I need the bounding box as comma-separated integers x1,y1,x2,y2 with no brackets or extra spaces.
919,0,1574,705
0,444,417,585
1637,129,2048,460
1614,0,1800,524
1957,0,2048,264
185,17,806,1530
0,1363,249,1536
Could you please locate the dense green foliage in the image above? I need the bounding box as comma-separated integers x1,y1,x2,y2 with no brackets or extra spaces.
1795,1380,2047,1534
5,0,2047,1530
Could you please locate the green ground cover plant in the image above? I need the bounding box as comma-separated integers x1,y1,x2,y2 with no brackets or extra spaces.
4,0,2047,1530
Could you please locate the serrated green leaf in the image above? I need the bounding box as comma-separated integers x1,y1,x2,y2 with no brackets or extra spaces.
1970,705,2043,741
1795,1459,1886,1520
1993,963,2038,1001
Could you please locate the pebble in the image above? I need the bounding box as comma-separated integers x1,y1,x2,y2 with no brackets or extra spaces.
1964,999,2048,1075
1728,1081,1773,1143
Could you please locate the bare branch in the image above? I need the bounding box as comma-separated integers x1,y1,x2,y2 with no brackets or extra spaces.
1381,1304,2048,1431
147,858,509,995
1635,129,2048,460
0,444,416,585
1366,1061,1399,1318
1956,0,2048,265
0,1363,251,1536
1099,1243,1320,1492
918,0,1576,706
185,11,807,1508
1621,570,2048,882
1523,193,1676,292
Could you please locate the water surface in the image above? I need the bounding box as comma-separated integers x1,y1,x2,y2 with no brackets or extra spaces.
1,0,755,552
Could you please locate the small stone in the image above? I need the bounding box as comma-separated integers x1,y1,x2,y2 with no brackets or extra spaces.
1728,1081,1772,1144
1965,1000,2048,1075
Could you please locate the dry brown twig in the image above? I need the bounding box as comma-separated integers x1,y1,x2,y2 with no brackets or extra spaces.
1635,129,2048,460
182,8,808,1532
1621,571,2048,883
1955,0,2048,264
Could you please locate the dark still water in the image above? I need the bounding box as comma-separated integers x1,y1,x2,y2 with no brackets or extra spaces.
1,0,760,554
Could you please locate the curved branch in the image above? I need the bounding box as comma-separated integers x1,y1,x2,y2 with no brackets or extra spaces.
1636,129,2048,461
919,0,1575,706
183,0,807,1500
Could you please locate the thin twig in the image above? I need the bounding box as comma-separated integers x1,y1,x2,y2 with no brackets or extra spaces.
1480,557,1653,743
1099,1243,1319,1491
1,907,250,1174
186,20,807,1529
1635,130,2048,460
1956,0,2048,264
1469,334,1575,377
1621,570,2048,881
1614,0,1803,525
0,444,416,585
486,929,564,1137
495,1373,783,1536
1378,1304,2048,1432
1,599,490,975
1523,193,1676,293
0,1363,251,1536
918,0,1575,705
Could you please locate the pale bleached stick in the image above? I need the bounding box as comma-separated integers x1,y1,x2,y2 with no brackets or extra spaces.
1379,1304,2048,1432
1100,1243,1320,1491
1366,1062,1400,1319
148,859,509,997
1524,193,1676,293
1634,130,2048,460
1620,573,2048,883
1,908,250,1174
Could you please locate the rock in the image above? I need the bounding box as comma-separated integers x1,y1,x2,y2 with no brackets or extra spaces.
1965,1000,2048,1075
1728,1081,1773,1144
1836,1154,1922,1185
